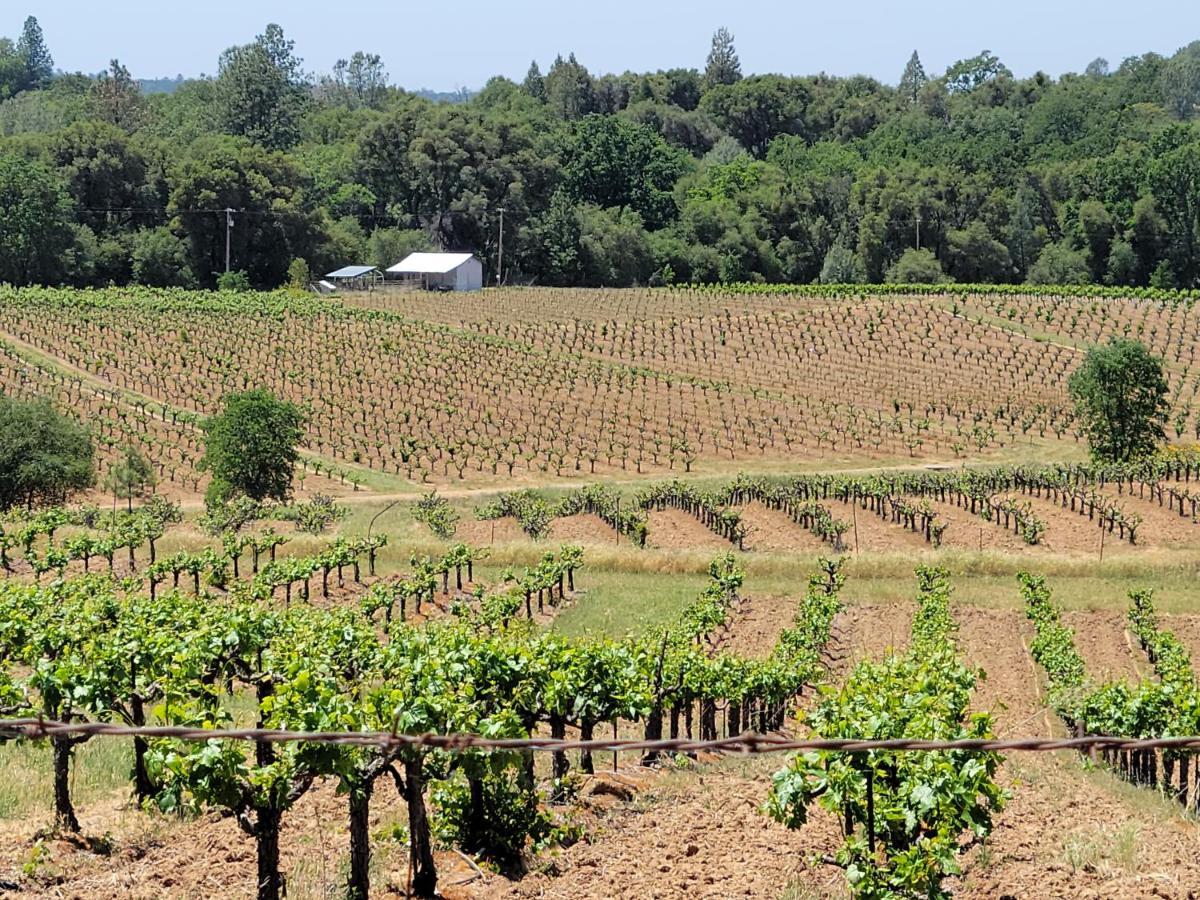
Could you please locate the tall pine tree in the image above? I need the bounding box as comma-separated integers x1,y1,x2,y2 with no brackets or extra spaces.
704,27,742,89
16,16,52,90
522,60,546,100
899,51,926,104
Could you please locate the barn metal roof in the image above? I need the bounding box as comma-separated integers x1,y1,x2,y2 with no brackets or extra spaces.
387,252,477,274
326,265,379,279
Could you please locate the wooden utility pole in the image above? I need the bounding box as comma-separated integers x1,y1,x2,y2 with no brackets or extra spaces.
224,208,235,273
496,208,506,286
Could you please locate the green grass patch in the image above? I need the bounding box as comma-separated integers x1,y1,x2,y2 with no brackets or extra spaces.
0,737,132,823
552,570,710,639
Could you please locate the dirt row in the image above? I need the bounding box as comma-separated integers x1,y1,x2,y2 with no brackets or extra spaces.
5,601,1200,897
452,491,1200,557
476,603,1200,899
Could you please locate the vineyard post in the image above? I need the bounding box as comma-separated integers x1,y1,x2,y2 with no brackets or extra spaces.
852,503,859,554
612,720,618,772
1099,521,1105,563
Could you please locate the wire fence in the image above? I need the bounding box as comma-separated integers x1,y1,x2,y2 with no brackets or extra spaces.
3,718,1200,755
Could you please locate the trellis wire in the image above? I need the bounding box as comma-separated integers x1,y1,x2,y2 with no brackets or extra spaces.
3,718,1200,755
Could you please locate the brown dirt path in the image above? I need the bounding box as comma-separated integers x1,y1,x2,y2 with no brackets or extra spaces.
735,501,829,553
549,513,622,546
951,606,1200,899
455,516,526,545
722,593,799,659
826,500,928,554
479,759,847,900
922,499,1048,554
1062,610,1149,683
840,601,915,662
997,494,1114,555
645,509,731,552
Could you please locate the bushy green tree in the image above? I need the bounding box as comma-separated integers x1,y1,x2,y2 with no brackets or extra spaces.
286,258,311,288
819,242,865,283
200,389,306,504
216,270,251,291
169,136,314,287
90,59,144,131
1068,339,1169,463
131,227,195,287
899,51,927,104
560,115,687,229
367,227,432,269
0,156,74,285
702,75,811,158
1160,41,1200,119
544,53,594,119
0,396,94,509
1027,242,1090,284
886,247,944,283
946,221,1013,282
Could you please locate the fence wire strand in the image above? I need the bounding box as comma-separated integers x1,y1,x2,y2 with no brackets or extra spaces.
3,718,1200,755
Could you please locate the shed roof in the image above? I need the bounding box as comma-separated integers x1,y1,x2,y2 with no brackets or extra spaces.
387,252,477,275
326,265,379,279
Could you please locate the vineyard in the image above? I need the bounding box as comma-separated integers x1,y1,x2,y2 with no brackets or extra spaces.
0,492,1198,897
2,283,1200,898
6,284,1200,493
467,459,1200,556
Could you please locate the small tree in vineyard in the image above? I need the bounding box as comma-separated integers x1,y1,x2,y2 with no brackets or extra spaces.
103,445,156,511
0,395,95,510
1068,338,1169,464
200,389,305,505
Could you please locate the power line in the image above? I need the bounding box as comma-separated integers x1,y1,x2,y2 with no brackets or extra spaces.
3,718,1200,756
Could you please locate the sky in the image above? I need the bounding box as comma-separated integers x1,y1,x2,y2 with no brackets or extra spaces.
14,0,1195,90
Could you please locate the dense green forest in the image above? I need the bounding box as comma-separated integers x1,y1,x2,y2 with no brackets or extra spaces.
2,15,1200,289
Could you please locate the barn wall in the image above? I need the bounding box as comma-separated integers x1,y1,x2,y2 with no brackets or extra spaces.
457,259,483,291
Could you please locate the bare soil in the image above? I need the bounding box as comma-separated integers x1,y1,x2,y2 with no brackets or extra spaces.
549,513,622,546
826,500,928,554
922,499,1048,554
1062,610,1149,683
736,501,829,554
455,516,526,546
998,494,1113,556
951,606,1200,899
1097,488,1200,548
0,780,477,899
722,593,800,659
644,509,732,552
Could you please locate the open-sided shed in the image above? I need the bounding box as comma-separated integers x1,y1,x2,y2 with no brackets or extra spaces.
324,265,383,291
386,253,483,292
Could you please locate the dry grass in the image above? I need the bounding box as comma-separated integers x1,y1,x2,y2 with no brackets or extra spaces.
1062,823,1141,876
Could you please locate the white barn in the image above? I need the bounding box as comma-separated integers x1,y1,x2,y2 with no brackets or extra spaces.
387,252,484,292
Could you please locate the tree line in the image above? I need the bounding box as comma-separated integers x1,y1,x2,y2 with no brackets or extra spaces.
2,17,1200,288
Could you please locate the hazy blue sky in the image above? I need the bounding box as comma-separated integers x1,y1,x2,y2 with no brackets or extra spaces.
15,1,1194,90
